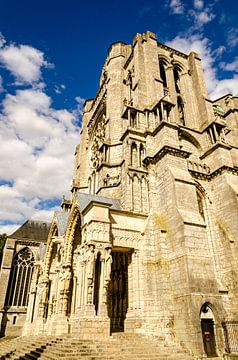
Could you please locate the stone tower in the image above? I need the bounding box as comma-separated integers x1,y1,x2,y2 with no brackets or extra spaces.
23,32,238,358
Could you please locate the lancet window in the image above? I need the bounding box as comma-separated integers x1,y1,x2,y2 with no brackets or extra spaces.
177,96,185,125
173,67,181,93
5,247,35,307
139,144,145,167
131,142,138,167
159,60,167,88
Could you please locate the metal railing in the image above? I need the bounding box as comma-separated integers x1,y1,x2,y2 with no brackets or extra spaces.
222,321,238,353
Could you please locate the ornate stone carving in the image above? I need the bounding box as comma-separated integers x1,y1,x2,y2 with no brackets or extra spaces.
103,174,121,187
112,228,141,248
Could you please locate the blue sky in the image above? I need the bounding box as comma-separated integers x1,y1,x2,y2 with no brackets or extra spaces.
0,0,237,234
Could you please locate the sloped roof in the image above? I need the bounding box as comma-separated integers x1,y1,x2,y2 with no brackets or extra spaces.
55,210,69,236
9,220,51,243
77,192,121,213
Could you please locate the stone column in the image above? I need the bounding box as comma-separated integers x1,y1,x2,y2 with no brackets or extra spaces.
98,247,112,316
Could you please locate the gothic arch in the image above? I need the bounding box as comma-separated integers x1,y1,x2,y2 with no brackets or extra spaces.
179,129,202,154
40,221,59,279
158,58,169,88
131,142,138,167
64,205,81,265
158,55,170,65
172,62,184,72
200,302,219,357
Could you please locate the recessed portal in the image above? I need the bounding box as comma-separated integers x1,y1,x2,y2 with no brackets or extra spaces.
107,251,129,334
201,303,217,357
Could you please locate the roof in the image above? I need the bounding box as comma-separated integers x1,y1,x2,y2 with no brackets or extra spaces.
77,192,121,213
9,220,51,243
55,211,69,236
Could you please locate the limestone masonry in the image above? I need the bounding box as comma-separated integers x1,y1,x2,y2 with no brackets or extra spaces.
1,31,238,359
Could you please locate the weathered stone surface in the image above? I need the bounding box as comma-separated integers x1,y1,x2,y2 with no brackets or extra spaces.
1,31,238,359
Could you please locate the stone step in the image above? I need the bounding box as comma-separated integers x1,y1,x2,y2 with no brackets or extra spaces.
0,333,194,360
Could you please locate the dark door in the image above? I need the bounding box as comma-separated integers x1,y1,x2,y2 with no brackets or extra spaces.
201,319,217,357
107,251,128,334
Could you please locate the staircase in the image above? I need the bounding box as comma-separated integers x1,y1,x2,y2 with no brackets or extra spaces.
0,333,195,359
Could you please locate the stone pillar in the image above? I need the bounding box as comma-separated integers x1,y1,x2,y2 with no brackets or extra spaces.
98,247,112,316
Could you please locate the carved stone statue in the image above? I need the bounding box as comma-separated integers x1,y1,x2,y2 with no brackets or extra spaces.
59,267,71,293
105,248,112,282
87,244,95,279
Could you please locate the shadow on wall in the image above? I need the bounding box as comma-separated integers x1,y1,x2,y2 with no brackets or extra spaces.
0,310,8,337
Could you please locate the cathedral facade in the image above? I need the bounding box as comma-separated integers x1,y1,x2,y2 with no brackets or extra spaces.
22,32,238,358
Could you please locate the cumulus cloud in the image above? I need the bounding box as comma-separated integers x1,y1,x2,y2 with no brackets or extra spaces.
166,34,238,99
169,0,184,14
0,35,82,234
0,44,50,86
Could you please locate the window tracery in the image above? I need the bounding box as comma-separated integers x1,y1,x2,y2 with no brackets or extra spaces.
6,247,35,307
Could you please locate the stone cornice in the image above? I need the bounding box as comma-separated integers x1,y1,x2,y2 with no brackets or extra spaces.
15,240,42,246
189,165,238,181
143,145,191,165
200,142,232,160
120,127,147,141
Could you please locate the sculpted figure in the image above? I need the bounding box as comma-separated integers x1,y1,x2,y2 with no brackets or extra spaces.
87,244,95,279
59,267,71,293
105,248,112,282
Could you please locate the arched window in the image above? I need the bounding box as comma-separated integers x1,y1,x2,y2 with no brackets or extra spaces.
5,247,35,307
139,144,145,167
159,61,167,88
173,67,181,93
131,143,137,167
177,96,185,125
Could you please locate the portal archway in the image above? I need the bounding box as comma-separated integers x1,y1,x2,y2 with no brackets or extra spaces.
200,303,218,357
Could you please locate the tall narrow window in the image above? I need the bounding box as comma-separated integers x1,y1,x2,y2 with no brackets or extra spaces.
131,143,138,167
159,61,167,88
93,253,101,315
139,144,144,167
173,67,181,93
177,96,185,125
5,247,35,307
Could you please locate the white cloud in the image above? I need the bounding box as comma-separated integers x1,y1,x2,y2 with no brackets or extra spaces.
196,9,215,26
0,44,50,86
0,88,80,201
74,95,85,118
227,28,238,48
220,57,238,72
0,224,20,236
169,0,184,14
194,0,203,9
54,84,66,94
0,32,6,48
210,77,238,99
0,34,82,232
0,75,3,93
166,34,238,99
